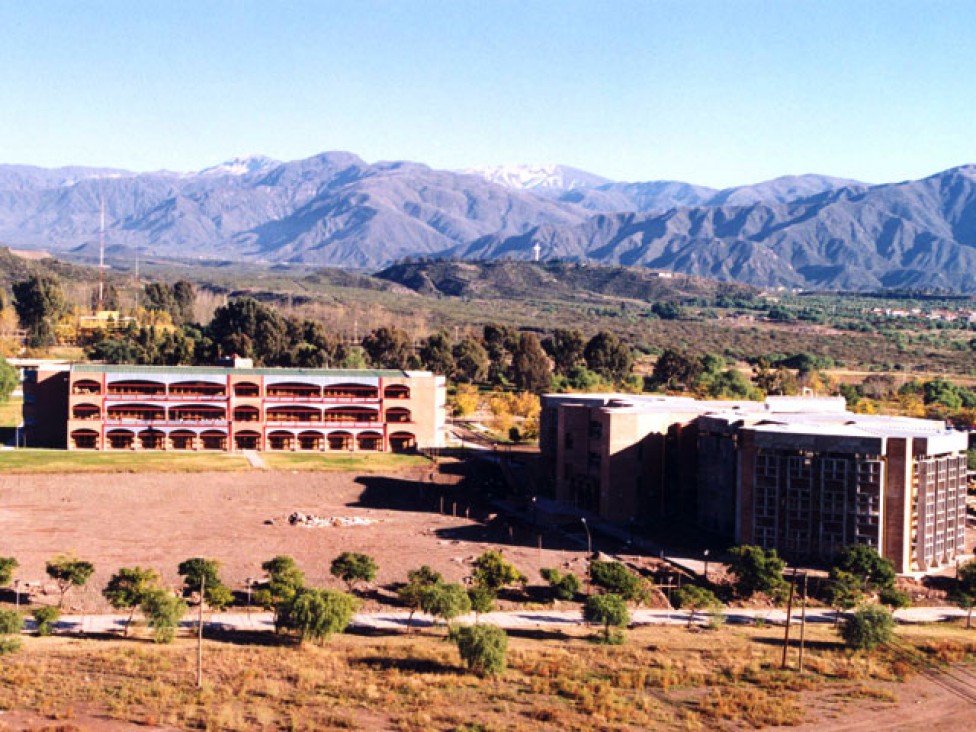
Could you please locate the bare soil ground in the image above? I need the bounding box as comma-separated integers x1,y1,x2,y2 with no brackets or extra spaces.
0,464,582,613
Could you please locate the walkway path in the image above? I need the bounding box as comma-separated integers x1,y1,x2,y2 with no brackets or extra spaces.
241,449,266,469
34,605,973,636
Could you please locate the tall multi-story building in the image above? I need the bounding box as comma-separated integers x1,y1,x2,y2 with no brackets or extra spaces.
542,394,969,574
25,364,446,453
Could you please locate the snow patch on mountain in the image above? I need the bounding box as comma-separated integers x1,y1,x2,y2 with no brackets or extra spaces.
199,155,279,177
461,164,611,193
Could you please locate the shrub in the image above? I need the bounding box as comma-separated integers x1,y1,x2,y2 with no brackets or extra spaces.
0,556,17,586
589,561,652,604
0,609,24,635
330,552,378,592
420,582,471,629
177,557,234,610
540,568,581,601
472,551,526,593
0,637,21,655
583,593,629,643
879,586,911,610
103,566,161,636
397,565,443,631
727,546,788,602
467,586,496,620
841,606,894,651
452,623,508,676
32,606,61,636
141,589,188,644
278,587,358,644
673,585,723,628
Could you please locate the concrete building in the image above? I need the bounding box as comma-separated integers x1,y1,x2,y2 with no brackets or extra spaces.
541,394,968,573
25,364,446,453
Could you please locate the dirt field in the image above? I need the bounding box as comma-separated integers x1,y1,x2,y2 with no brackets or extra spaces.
0,464,583,613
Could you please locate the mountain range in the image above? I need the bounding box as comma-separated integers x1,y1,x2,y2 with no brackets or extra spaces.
1,153,975,291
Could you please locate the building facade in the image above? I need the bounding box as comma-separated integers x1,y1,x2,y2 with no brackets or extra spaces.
25,364,446,453
542,394,969,574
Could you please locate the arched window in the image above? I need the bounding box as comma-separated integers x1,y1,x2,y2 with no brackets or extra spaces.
327,431,353,451
389,431,416,453
106,380,166,397
72,379,102,395
357,431,383,451
234,382,261,397
384,384,410,399
233,406,261,422
266,382,321,399
169,381,226,398
385,407,412,423
70,429,99,450
233,430,261,451
72,404,101,420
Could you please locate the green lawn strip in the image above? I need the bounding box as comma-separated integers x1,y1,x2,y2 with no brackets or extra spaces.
0,448,429,474
0,449,250,473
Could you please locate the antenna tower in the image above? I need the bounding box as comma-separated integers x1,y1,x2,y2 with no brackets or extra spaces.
98,196,105,309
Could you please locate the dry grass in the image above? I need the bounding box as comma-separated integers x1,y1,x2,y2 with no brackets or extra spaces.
0,397,21,427
1,623,972,731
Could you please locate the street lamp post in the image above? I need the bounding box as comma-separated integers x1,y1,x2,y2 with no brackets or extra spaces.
703,549,710,581
580,517,592,557
581,517,593,595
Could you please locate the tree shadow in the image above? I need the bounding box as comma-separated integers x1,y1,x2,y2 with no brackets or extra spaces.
752,635,844,653
351,656,462,675
203,626,296,647
503,627,573,642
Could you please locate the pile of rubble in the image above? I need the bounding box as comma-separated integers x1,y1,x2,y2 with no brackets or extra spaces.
286,512,378,528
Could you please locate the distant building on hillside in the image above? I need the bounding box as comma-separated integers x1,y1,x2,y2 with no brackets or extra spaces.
541,393,967,574
24,364,446,454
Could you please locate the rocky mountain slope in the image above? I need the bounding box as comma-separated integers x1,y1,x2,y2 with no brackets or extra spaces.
2,153,976,291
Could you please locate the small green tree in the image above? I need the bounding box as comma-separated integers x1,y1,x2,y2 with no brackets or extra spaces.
472,550,526,593
827,569,864,625
0,609,23,655
589,561,652,604
177,557,234,610
0,608,23,635
278,587,358,645
140,589,188,644
45,554,95,608
467,586,496,621
330,552,378,592
673,585,723,629
397,565,443,631
727,545,788,601
879,586,912,611
32,606,60,636
583,593,629,643
0,356,17,402
841,605,894,651
540,567,581,601
103,567,160,636
0,556,17,587
257,555,306,631
453,623,508,677
954,559,976,629
421,582,471,630
833,545,896,593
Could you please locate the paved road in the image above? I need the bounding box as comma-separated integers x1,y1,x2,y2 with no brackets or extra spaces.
27,605,973,635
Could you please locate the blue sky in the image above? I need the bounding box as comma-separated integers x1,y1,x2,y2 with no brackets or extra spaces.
0,1,972,187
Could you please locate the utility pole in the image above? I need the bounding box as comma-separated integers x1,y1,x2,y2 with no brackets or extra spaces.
798,573,808,673
196,575,205,689
781,567,797,670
